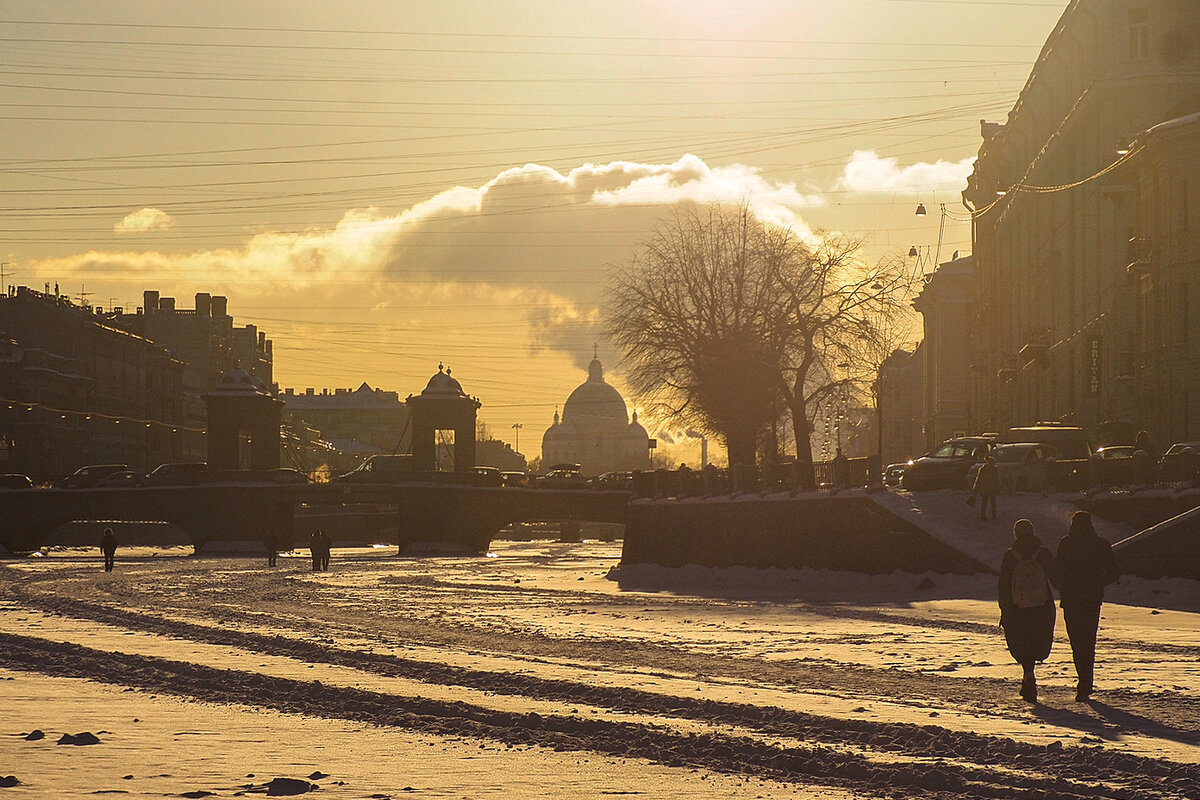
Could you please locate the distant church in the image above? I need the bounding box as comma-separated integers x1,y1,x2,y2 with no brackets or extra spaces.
541,354,650,476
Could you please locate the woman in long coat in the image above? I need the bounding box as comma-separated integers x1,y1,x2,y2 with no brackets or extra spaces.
999,519,1059,702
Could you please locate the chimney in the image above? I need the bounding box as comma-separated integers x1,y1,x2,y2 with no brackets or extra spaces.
305,388,314,396
195,292,211,318
211,295,228,319
143,290,159,315
159,296,176,313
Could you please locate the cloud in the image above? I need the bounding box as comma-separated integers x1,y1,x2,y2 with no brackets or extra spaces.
114,207,176,233
836,151,975,194
32,153,823,382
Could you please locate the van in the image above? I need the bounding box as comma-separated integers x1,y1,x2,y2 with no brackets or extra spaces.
998,424,1092,460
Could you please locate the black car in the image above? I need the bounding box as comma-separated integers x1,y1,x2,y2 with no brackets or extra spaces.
56,464,131,488
901,437,993,491
94,469,144,488
0,474,34,490
1158,442,1200,482
595,471,634,490
144,462,207,486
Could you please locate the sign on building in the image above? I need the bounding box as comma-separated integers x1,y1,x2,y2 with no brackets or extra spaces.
1088,336,1102,396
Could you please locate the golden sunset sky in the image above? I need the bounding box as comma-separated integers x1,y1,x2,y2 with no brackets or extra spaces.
1,0,1068,461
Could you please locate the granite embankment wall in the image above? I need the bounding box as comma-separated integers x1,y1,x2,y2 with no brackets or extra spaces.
621,494,990,575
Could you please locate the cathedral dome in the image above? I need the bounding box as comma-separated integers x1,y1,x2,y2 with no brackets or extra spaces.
563,357,628,424
625,410,649,440
542,410,576,444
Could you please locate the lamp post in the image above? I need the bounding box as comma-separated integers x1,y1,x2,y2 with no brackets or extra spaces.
511,423,523,454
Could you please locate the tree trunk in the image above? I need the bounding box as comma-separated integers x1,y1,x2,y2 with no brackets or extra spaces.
725,430,757,472
789,400,816,490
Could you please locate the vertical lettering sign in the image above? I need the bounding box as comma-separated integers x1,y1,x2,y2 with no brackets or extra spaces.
1088,336,1102,396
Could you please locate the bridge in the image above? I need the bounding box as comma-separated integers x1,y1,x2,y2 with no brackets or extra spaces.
0,481,631,554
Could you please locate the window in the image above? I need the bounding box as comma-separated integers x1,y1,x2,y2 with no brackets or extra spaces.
1130,8,1150,60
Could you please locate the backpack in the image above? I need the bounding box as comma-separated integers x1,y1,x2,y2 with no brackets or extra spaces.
1011,550,1050,608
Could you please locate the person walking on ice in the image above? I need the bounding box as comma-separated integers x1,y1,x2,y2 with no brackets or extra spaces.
99,527,118,572
999,519,1058,702
1056,510,1119,701
973,455,1000,521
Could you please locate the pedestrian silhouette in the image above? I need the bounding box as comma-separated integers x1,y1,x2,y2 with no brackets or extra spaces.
318,530,331,571
973,455,1000,521
99,527,117,572
999,519,1058,702
309,530,322,572
1056,510,1119,701
832,447,850,489
264,529,278,567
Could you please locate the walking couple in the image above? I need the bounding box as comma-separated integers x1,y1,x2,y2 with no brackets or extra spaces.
998,511,1119,702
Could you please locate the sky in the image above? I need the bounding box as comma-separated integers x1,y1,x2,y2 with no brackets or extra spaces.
0,0,1070,461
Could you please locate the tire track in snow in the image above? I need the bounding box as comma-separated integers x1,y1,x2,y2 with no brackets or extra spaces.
2,632,1194,800
5,593,1200,800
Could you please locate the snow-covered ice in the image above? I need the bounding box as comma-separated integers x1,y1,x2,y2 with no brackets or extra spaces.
1,532,1197,798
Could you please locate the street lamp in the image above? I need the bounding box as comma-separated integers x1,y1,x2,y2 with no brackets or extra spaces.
511,423,523,454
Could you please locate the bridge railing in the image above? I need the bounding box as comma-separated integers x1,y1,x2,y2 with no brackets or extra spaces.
631,456,882,499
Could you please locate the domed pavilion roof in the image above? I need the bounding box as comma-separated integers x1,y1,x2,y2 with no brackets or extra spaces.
419,363,468,399
563,357,628,425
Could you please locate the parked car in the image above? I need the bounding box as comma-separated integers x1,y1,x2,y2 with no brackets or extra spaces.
965,442,1063,492
1158,442,1200,482
0,473,34,490
595,470,633,490
335,454,416,483
500,470,529,488
901,437,993,491
471,465,503,487
270,467,309,484
535,463,588,489
999,424,1092,460
883,463,907,486
94,469,144,488
144,461,207,486
56,464,130,488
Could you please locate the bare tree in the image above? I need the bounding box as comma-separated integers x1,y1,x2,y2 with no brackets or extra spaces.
770,238,912,478
605,205,785,468
605,204,911,476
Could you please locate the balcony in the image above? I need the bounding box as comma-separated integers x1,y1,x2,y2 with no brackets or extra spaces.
1127,236,1152,276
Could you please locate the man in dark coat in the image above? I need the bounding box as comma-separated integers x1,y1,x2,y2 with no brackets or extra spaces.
999,519,1058,702
264,529,278,568
309,531,322,572
973,455,1000,521
318,530,331,571
99,527,117,572
1056,510,1119,701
